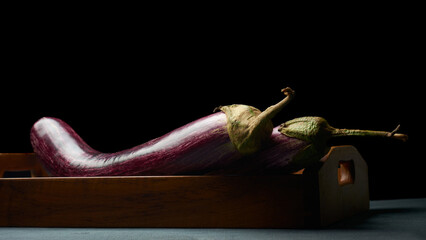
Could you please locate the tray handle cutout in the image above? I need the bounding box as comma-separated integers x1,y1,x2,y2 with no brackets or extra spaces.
338,160,355,186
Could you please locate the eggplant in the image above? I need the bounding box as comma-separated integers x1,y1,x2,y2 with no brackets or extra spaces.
30,88,295,176
31,113,237,176
245,116,408,174
31,87,408,177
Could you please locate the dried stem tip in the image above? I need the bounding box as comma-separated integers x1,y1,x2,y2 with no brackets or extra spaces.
331,124,408,142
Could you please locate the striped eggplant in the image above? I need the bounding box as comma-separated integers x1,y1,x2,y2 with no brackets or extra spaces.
30,87,408,177
30,88,295,176
231,116,408,174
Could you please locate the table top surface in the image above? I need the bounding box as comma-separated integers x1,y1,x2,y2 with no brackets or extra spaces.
1,198,425,240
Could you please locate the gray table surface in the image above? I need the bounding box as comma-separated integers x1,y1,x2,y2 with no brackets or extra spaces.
1,198,425,240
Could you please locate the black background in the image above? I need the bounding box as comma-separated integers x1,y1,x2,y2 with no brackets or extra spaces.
1,7,422,200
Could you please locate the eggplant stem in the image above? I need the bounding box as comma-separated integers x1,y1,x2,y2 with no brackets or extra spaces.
255,87,295,124
387,124,400,137
331,124,408,142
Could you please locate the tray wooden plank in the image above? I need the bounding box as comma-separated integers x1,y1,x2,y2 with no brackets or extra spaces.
1,175,309,228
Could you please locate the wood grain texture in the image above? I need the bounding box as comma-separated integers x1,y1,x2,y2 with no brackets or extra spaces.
0,175,307,228
0,145,369,228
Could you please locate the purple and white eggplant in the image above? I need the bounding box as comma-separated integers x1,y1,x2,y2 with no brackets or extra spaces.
30,87,408,177
31,113,239,176
238,116,407,174
30,88,295,176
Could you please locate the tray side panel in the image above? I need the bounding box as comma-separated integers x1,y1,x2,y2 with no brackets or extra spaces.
0,176,308,228
318,146,370,226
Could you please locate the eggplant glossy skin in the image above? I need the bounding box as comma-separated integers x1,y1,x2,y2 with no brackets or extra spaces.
31,112,242,176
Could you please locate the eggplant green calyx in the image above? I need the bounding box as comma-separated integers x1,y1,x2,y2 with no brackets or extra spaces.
278,116,408,168
219,87,295,155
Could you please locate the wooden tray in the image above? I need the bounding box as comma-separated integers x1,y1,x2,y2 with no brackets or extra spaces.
0,145,369,228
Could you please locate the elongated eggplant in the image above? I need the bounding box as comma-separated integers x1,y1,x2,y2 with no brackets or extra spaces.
242,116,408,174
209,117,408,175
30,88,295,176
31,113,237,176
